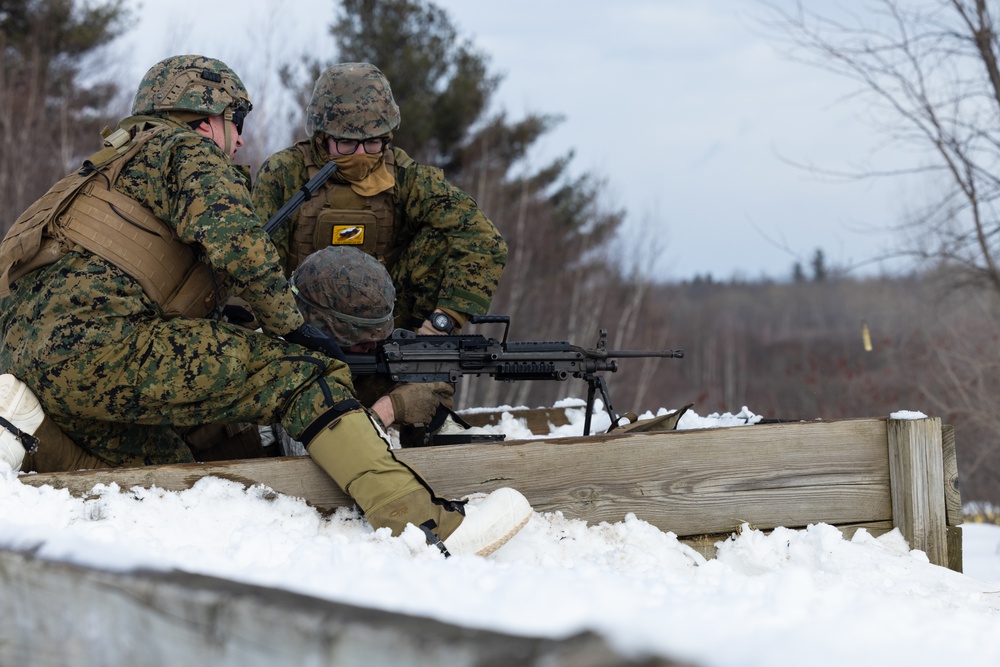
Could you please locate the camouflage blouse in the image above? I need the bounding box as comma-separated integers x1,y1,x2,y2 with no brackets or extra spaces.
0,117,303,373
252,138,507,319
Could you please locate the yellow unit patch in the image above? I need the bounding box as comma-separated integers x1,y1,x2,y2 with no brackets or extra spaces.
332,225,365,245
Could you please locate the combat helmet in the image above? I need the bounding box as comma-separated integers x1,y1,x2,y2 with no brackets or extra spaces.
306,63,400,139
131,54,252,119
290,246,396,346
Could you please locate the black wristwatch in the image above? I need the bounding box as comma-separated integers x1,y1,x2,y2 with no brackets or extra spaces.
430,311,455,334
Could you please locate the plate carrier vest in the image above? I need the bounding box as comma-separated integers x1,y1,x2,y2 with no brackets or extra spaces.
288,142,414,271
0,122,226,319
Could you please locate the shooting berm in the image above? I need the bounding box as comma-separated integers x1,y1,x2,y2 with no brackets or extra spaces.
9,315,962,665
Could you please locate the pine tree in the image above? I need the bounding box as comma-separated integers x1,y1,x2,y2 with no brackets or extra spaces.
0,0,130,235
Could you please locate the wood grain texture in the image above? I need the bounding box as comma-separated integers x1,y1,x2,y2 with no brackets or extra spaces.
941,424,963,526
680,520,895,560
947,525,964,574
0,549,681,667
23,418,894,539
459,407,572,433
887,418,947,567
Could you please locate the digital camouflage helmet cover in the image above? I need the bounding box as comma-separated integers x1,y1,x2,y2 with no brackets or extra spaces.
290,246,396,346
306,62,400,139
131,54,252,118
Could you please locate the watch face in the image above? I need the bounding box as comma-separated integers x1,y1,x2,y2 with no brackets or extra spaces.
432,313,453,332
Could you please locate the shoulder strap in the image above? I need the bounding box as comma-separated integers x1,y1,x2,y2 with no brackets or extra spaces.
391,146,415,170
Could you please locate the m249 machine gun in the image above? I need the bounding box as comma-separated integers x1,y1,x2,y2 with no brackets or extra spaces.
343,315,684,436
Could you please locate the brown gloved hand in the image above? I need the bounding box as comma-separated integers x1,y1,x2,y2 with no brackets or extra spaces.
387,382,455,426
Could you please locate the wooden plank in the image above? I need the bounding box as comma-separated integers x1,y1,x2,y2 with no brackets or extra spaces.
460,407,571,433
23,419,893,540
412,420,892,537
887,418,947,567
679,520,895,561
941,424,963,573
941,424,962,527
947,525,964,574
679,533,725,560
0,549,684,667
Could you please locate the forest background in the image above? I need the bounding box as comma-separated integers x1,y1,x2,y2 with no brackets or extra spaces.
4,0,1000,505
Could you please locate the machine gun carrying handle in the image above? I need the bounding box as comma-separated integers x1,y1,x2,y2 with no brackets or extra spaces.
469,314,511,344
469,315,510,324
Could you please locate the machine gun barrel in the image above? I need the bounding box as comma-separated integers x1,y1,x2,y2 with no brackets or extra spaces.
605,349,684,359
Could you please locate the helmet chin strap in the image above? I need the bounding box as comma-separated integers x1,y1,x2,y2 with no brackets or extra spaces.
222,108,234,159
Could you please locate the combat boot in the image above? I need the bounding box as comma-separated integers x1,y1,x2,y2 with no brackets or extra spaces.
0,374,45,472
439,487,532,557
306,409,532,556
25,416,110,473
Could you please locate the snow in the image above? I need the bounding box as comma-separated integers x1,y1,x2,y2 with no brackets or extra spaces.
2,403,999,666
891,410,930,420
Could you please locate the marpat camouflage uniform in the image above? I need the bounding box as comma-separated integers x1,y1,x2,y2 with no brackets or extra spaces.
254,140,507,329
0,56,535,552
252,62,507,331
0,115,356,467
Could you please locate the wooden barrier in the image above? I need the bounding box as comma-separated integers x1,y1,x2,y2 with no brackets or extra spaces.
4,415,960,666
19,416,962,571
0,548,688,667
460,406,572,431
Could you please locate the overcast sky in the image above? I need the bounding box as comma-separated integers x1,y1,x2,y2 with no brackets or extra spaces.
120,0,922,282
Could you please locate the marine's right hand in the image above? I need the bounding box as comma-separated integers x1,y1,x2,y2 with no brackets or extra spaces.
388,382,455,426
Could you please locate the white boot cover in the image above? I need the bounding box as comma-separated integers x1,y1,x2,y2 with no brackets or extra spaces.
0,374,45,472
443,487,533,557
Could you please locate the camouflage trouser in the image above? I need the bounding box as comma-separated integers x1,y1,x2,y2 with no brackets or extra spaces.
13,318,355,467
390,228,447,330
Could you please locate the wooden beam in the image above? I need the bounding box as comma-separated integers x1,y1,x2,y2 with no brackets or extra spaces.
941,425,962,526
0,549,682,667
680,520,895,560
887,418,947,567
942,424,963,572
23,419,892,541
459,407,572,433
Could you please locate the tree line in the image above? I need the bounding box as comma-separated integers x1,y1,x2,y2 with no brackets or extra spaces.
3,0,1000,504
